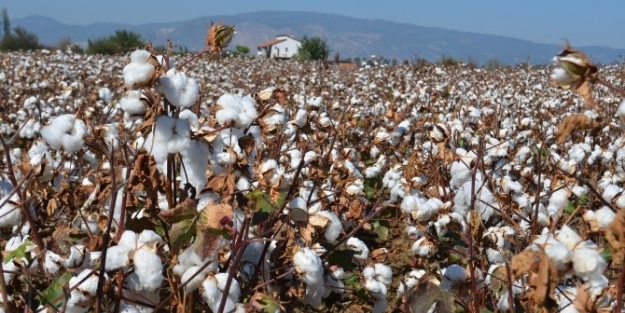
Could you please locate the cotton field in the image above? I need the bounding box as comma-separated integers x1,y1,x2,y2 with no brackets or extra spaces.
0,39,624,313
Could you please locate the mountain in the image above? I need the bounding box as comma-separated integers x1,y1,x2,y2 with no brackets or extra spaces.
12,11,625,65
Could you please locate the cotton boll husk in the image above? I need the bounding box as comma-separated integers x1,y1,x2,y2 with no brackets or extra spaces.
315,210,343,242
132,249,163,290
556,225,582,250
59,245,89,269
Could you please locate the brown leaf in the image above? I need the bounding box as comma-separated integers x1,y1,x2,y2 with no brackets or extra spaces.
606,208,625,266
511,250,559,312
202,173,236,203
238,135,256,156
199,203,234,231
576,80,597,110
554,114,598,143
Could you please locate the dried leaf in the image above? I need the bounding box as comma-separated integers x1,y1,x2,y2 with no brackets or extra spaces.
202,173,236,203
554,114,598,143
159,198,197,224
605,208,625,266
199,203,234,231
408,281,456,313
238,135,256,156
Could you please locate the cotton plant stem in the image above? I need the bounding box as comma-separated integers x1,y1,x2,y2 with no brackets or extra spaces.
217,215,252,313
95,148,119,313
0,249,8,312
616,262,625,313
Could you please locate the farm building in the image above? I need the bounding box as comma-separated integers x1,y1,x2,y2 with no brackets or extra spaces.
257,34,301,59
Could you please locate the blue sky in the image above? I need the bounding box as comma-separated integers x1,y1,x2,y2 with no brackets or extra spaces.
3,0,624,49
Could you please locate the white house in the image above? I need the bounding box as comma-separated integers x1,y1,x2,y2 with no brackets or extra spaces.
257,34,301,59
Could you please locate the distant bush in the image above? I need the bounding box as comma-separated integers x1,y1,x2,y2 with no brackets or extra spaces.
87,30,144,55
483,59,508,71
439,54,461,67
297,36,330,61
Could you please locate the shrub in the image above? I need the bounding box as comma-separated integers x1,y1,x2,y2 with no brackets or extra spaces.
297,36,330,61
87,30,144,55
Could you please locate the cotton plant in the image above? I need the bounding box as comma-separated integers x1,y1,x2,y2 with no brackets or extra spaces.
105,230,164,290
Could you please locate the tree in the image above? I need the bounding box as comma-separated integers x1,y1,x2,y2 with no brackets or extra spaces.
297,36,330,61
1,8,9,39
0,26,43,51
235,45,250,55
87,30,144,55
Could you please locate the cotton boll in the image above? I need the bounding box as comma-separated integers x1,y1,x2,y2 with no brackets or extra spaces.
132,249,163,290
555,225,582,250
119,90,147,116
105,245,132,271
544,242,572,271
159,69,200,108
572,243,606,280
594,207,615,230
315,210,343,242
373,263,393,285
412,237,435,257
398,269,426,295
0,194,23,228
347,237,370,261
293,248,324,285
123,50,155,87
137,230,163,250
44,251,62,275
181,265,208,292
180,140,210,191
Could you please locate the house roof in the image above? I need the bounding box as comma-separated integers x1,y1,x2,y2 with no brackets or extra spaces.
257,38,286,48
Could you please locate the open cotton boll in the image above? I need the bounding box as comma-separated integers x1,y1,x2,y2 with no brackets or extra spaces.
594,207,615,230
618,99,625,125
159,69,200,108
105,245,132,271
544,242,572,271
315,210,343,242
0,194,23,228
180,140,210,191
398,269,426,295
572,242,606,279
202,274,240,313
181,265,209,292
123,50,155,87
347,237,370,261
132,249,163,290
119,90,147,116
546,188,569,217
412,237,435,257
555,225,582,250
40,114,88,153
137,230,163,249
293,247,324,285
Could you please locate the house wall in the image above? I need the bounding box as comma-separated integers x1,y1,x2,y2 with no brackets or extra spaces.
270,37,301,59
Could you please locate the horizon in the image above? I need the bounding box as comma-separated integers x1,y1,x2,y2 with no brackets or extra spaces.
3,0,625,50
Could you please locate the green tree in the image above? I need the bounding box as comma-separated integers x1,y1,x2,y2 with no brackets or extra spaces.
235,45,250,55
1,8,9,39
87,30,143,55
297,36,330,61
0,26,43,51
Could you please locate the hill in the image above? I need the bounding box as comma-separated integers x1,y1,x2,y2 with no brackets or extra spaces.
12,11,625,65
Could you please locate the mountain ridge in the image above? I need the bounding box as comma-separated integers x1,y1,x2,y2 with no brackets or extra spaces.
12,11,625,65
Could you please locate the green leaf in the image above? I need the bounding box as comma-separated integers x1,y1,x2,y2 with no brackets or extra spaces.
169,219,197,252
4,240,33,263
372,220,390,241
40,272,72,308
245,189,286,213
601,246,612,262
565,202,576,214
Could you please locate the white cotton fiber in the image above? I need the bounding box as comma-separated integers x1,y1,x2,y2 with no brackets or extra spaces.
159,69,200,108
0,194,23,228
132,249,163,290
120,90,146,116
315,210,343,242
123,50,155,87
